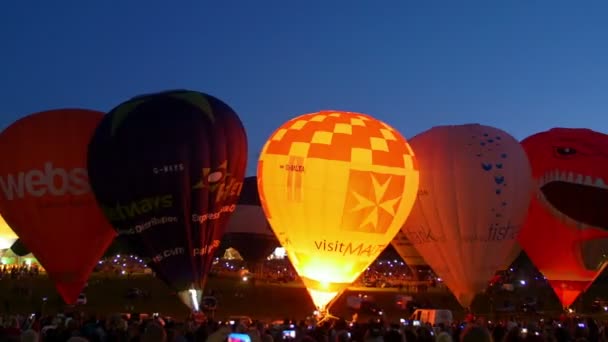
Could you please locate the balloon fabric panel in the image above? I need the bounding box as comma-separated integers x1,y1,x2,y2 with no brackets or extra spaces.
257,111,419,310
87,90,247,296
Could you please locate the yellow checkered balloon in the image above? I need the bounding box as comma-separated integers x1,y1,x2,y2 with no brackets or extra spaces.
257,111,419,310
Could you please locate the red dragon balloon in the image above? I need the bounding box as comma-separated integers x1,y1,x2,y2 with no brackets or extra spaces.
519,128,608,308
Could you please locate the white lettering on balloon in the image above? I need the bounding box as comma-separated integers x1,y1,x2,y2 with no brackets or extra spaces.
150,240,221,264
117,216,179,235
0,162,90,200
152,247,186,263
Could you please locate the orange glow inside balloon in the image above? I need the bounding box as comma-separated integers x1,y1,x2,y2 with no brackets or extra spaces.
257,111,419,310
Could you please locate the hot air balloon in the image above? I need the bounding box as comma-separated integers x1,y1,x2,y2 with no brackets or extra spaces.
87,90,247,311
221,176,279,272
0,215,18,250
391,231,429,279
401,124,532,308
257,110,419,313
519,128,608,309
0,109,117,304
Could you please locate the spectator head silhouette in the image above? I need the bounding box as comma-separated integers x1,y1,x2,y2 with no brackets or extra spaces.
20,329,38,342
461,325,493,342
143,322,167,342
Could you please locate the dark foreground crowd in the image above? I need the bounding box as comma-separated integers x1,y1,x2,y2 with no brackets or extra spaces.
1,312,608,342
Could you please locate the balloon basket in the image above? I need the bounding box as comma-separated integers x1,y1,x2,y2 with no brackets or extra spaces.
310,286,346,325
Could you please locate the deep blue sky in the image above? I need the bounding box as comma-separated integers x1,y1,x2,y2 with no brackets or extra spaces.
1,1,607,175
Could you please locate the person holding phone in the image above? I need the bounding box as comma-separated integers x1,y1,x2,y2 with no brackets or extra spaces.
281,329,296,340
229,333,252,342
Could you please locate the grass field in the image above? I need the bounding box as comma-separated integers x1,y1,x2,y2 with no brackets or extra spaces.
1,273,607,322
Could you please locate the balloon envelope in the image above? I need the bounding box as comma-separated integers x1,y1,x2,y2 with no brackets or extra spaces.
87,90,247,310
402,124,532,308
222,176,279,264
257,111,419,310
519,128,608,308
0,109,117,304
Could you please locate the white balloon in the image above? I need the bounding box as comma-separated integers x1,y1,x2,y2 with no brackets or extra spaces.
403,124,532,307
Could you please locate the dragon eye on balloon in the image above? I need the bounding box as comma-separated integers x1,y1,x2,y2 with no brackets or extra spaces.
553,146,577,158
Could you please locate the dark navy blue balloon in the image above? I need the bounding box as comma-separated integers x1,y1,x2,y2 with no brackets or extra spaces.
87,90,248,302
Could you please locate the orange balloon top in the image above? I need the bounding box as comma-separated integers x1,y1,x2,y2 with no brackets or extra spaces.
261,111,418,169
